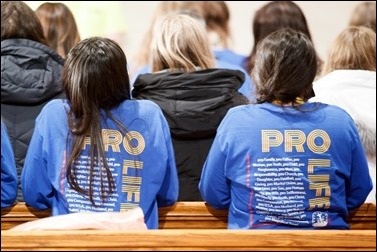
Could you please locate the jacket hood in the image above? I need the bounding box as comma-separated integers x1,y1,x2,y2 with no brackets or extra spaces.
132,68,248,139
1,39,65,105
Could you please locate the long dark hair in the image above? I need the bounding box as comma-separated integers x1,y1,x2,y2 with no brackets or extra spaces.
245,1,321,74
62,37,131,204
252,28,317,105
1,1,48,45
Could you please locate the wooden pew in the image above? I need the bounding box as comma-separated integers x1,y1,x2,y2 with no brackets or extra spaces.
158,202,377,230
2,202,376,230
1,229,376,251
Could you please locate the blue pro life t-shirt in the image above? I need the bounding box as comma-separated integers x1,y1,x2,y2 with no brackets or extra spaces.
199,102,372,229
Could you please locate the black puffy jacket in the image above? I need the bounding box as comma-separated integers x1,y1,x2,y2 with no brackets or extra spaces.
132,68,249,200
1,39,65,201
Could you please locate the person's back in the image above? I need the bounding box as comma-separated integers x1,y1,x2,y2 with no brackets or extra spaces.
1,121,18,208
35,2,81,59
132,14,248,201
199,28,372,229
1,1,65,201
311,26,376,203
21,37,179,229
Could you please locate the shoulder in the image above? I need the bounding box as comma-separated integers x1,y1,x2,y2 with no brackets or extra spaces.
37,99,68,122
131,99,162,111
121,99,164,119
311,102,355,122
220,104,253,124
40,99,67,112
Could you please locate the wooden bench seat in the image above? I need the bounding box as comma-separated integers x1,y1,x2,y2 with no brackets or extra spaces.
1,229,376,251
1,202,376,230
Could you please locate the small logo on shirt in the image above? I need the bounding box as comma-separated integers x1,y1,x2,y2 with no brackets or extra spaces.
312,211,328,227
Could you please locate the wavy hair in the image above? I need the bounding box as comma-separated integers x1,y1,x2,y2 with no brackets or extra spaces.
151,14,215,72
130,1,203,75
322,26,376,75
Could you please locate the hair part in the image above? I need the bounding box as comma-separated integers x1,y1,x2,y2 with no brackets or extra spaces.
151,14,215,72
252,28,317,105
36,2,81,58
322,26,376,75
1,1,48,45
63,37,131,204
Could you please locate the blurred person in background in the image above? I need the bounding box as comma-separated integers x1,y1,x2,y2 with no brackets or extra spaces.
36,2,81,58
1,1,65,201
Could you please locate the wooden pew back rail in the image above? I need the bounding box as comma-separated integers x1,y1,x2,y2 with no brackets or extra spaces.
1,202,376,230
1,229,376,251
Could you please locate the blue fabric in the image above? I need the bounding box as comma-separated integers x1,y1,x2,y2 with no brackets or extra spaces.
1,121,18,208
199,102,372,229
21,99,179,229
213,49,247,69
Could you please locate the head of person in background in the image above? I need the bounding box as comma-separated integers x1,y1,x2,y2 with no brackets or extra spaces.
36,2,81,58
201,1,230,50
245,1,322,76
1,1,48,44
201,1,246,67
150,13,215,72
349,2,376,32
131,1,203,76
321,26,376,76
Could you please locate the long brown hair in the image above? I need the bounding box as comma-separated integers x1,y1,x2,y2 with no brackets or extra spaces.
63,37,131,204
1,1,48,45
245,1,322,75
36,2,81,58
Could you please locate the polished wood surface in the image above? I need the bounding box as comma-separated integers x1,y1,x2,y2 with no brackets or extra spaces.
1,229,376,251
2,202,375,230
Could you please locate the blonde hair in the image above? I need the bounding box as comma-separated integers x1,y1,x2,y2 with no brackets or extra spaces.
131,1,203,75
322,26,376,75
349,2,376,32
151,14,215,72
